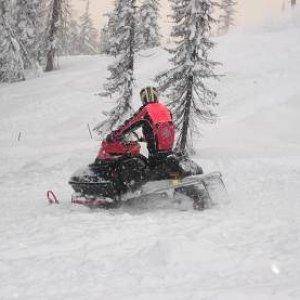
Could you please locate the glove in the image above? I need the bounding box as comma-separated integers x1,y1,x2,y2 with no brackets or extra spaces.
106,132,117,142
106,133,114,142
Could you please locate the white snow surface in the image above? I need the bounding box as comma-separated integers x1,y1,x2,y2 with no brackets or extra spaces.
1,14,300,300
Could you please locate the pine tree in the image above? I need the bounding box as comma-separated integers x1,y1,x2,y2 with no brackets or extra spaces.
94,0,137,134
137,0,160,49
78,0,98,55
157,0,220,154
219,0,236,34
99,18,110,54
57,0,72,55
100,11,117,55
0,0,25,83
99,0,126,57
66,19,81,55
45,0,62,71
33,0,49,66
14,0,41,69
44,0,74,69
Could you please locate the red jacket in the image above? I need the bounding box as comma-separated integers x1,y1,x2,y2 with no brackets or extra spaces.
111,102,175,155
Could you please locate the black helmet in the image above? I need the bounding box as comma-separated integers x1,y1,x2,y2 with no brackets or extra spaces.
140,87,158,105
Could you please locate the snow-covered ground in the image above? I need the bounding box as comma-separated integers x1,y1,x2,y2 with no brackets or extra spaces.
1,12,300,300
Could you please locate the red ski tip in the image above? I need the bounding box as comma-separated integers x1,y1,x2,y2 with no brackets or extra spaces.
47,190,59,205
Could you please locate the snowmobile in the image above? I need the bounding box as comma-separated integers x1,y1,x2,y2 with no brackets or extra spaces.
69,133,226,210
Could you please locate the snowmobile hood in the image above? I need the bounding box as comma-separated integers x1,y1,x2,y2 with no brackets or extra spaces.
97,141,141,160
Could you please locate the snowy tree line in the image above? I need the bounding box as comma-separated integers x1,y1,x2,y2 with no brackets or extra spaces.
0,0,99,82
96,0,297,152
0,0,237,84
100,0,160,56
99,0,236,55
5,0,296,152
0,0,240,152
97,0,236,153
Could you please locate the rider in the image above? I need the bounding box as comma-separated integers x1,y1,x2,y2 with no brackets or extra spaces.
106,87,175,166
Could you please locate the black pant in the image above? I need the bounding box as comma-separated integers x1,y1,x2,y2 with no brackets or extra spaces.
148,152,172,170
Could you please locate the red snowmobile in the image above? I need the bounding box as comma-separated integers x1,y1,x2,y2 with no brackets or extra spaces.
69,133,225,210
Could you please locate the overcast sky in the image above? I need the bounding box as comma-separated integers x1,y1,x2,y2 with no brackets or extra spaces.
72,0,287,29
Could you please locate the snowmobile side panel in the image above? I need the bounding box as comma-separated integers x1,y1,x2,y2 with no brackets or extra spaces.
121,172,223,202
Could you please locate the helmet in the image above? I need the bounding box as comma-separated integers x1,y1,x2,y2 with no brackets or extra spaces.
140,87,158,105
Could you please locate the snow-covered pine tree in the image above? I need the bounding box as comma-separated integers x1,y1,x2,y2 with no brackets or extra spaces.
45,0,62,71
99,11,117,55
94,0,137,134
108,0,136,56
99,0,128,56
99,18,110,54
65,19,81,55
57,0,72,55
44,0,73,69
32,0,49,66
219,0,236,34
0,0,25,82
157,0,220,154
14,0,41,69
137,0,160,49
78,0,98,55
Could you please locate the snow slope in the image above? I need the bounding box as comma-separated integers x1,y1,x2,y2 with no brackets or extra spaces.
0,12,300,300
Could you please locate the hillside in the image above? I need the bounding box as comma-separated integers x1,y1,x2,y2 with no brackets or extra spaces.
0,12,299,300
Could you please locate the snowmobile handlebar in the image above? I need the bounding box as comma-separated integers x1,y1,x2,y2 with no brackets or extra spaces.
121,131,146,143
106,130,145,144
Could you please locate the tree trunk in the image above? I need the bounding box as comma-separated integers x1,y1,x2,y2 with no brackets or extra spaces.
291,0,296,7
45,0,61,72
126,0,136,107
178,75,193,154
